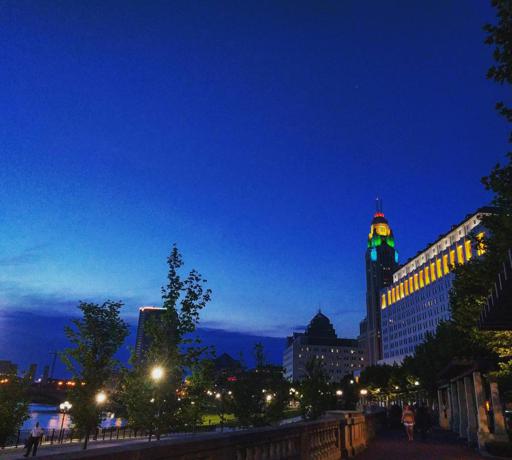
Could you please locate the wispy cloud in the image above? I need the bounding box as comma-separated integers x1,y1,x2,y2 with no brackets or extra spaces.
0,244,48,267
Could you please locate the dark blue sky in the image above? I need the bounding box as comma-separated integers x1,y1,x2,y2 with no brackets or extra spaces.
0,0,508,352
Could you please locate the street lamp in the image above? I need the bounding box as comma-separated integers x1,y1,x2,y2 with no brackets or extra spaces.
95,391,107,405
336,389,343,396
265,394,273,403
59,401,72,440
414,380,420,386
150,366,164,382
360,389,368,396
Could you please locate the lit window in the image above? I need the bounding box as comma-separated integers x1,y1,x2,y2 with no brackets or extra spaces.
391,287,396,303
476,232,486,256
436,259,443,278
450,250,456,268
381,294,387,309
424,267,430,285
443,254,449,274
419,271,424,288
414,274,419,290
430,263,436,282
404,279,409,296
409,277,414,293
465,240,472,261
387,290,392,305
457,245,464,265
400,283,404,298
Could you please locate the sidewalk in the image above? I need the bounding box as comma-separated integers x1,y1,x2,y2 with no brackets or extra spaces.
357,428,483,460
0,432,213,460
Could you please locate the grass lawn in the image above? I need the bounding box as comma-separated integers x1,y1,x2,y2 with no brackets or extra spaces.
202,413,236,426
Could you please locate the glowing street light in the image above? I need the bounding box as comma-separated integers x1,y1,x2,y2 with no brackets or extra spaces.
414,380,420,386
150,366,164,382
215,392,222,400
336,389,343,396
265,394,273,403
58,401,72,437
95,391,107,405
360,389,368,396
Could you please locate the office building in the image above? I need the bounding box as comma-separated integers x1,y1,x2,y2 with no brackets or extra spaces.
283,311,364,382
134,306,165,361
364,200,399,365
380,208,490,364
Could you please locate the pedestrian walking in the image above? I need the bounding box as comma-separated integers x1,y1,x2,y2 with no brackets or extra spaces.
401,404,415,441
416,403,432,440
24,422,44,457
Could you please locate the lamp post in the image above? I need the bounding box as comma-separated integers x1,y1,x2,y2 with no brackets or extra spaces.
150,366,165,441
58,401,72,442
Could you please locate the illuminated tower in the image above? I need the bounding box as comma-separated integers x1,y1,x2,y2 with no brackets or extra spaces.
365,199,398,365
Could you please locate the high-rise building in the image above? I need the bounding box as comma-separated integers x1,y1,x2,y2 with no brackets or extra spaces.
134,306,165,362
365,200,399,365
380,208,491,364
0,360,17,376
283,311,364,382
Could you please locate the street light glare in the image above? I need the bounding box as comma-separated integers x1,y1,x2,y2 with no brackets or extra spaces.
336,390,343,396
95,391,107,404
151,366,164,381
59,401,72,411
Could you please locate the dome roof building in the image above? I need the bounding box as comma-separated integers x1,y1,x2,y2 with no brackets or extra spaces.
283,311,364,383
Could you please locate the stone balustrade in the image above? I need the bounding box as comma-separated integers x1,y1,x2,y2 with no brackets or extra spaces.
37,412,378,460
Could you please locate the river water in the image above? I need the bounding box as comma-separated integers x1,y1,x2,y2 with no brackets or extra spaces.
23,404,126,431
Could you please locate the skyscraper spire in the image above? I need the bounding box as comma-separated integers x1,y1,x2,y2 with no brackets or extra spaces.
375,196,383,215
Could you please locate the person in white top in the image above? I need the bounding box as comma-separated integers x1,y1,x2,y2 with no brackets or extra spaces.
24,422,44,457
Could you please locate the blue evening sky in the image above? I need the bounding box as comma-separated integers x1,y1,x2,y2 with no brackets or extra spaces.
0,1,508,342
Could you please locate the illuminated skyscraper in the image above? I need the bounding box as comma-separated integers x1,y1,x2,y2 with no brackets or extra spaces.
134,306,165,362
364,200,399,365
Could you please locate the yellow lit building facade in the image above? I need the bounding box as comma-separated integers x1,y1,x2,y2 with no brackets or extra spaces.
379,208,490,364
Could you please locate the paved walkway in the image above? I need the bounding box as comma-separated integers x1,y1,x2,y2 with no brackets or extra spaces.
0,432,216,460
357,428,483,460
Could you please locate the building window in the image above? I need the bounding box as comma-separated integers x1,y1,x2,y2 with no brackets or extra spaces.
436,258,443,278
409,277,414,293
476,232,486,256
424,267,430,285
450,250,456,268
443,254,449,274
388,290,392,305
465,240,472,261
391,287,396,303
404,279,409,296
400,283,405,298
430,263,436,282
419,271,424,288
457,245,464,265
414,273,419,291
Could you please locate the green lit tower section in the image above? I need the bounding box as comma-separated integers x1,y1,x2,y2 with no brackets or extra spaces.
365,200,399,365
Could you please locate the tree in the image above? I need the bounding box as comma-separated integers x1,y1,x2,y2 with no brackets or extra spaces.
0,378,29,447
229,365,289,427
61,300,128,449
444,1,512,400
299,359,335,420
180,358,216,431
121,245,212,437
